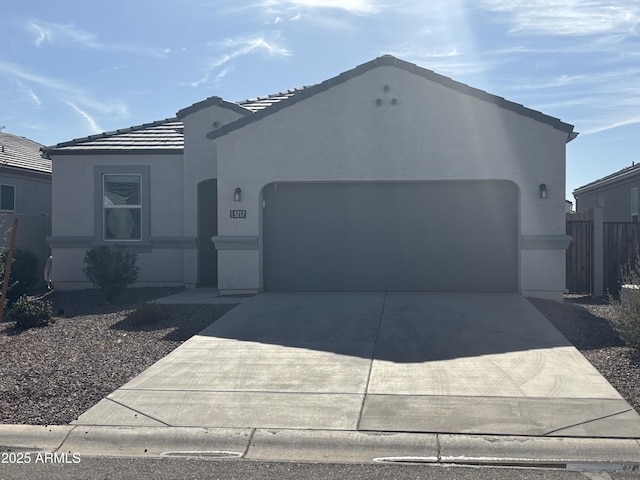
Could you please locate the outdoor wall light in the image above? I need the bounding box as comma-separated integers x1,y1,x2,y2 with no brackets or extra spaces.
539,183,548,199
233,187,242,202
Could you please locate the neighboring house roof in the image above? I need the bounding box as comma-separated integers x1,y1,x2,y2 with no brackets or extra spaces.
206,55,577,142
43,55,577,156
0,131,51,174
573,162,640,196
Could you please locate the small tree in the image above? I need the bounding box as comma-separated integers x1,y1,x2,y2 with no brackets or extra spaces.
610,251,640,351
83,246,140,302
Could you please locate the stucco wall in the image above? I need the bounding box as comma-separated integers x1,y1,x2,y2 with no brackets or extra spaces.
214,65,571,300
0,170,51,288
49,153,186,289
180,104,247,285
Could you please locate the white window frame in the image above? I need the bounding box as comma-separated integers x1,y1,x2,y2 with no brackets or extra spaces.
94,165,150,245
103,173,143,241
0,184,15,212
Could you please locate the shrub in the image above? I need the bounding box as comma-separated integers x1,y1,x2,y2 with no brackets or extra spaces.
610,252,640,351
11,295,53,329
0,247,39,303
83,246,140,302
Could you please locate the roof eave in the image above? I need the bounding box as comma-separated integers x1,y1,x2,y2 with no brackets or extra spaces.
45,148,183,157
573,166,640,196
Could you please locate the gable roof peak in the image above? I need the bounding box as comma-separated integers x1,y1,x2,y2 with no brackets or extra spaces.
207,54,576,141
176,95,253,119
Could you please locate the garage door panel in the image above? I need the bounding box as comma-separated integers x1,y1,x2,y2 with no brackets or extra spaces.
263,181,518,292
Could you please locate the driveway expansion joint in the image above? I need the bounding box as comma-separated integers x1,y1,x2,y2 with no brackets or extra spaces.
543,408,635,436
104,397,171,427
357,292,387,431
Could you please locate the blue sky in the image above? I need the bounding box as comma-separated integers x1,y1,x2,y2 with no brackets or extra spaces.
1,1,639,200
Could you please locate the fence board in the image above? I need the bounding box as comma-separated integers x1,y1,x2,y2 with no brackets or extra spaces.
603,222,640,294
566,220,592,293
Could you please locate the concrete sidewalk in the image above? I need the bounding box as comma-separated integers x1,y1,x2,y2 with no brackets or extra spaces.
2,291,640,467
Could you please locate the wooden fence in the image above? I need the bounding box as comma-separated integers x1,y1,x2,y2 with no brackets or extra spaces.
566,220,592,293
566,212,640,294
603,222,640,294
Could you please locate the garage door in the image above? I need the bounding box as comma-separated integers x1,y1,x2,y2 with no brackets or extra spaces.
263,181,518,292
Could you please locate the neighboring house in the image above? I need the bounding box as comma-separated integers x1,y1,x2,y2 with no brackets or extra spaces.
573,163,640,222
565,199,573,213
43,55,576,301
0,131,52,285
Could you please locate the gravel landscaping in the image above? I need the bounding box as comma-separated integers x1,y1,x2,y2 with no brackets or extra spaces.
0,287,237,425
0,290,639,425
529,294,640,414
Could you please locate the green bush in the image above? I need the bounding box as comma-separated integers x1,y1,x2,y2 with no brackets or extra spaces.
0,247,39,303
610,253,640,351
83,246,140,302
11,295,53,329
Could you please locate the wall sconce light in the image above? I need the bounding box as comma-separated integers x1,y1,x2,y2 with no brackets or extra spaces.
233,187,242,202
539,184,548,199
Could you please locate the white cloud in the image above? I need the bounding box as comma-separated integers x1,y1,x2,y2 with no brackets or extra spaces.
63,101,103,133
213,67,234,86
0,61,127,122
189,34,291,88
259,0,383,14
16,81,41,106
26,19,168,57
478,0,640,36
213,35,291,67
581,114,640,135
28,20,95,47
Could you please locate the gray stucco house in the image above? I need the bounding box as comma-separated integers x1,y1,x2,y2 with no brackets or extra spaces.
573,163,640,222
43,55,576,301
0,131,52,283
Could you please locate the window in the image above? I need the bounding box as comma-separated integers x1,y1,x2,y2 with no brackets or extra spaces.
632,187,638,222
0,185,15,212
598,195,605,207
103,174,142,240
95,165,149,244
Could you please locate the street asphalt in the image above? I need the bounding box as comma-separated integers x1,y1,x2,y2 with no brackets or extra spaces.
1,289,639,470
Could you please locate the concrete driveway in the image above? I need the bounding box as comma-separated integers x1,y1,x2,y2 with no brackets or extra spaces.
75,292,640,437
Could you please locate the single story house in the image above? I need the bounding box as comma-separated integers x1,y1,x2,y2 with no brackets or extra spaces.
573,162,640,222
0,131,52,284
43,55,576,301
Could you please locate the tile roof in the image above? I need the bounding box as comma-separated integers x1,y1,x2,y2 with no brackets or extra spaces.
237,88,308,112
573,162,640,195
0,131,51,174
43,91,303,155
43,55,577,155
207,55,576,141
43,119,184,156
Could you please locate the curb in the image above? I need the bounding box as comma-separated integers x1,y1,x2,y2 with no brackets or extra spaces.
1,425,639,470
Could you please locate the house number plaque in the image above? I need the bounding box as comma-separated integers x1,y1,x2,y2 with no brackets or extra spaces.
230,210,247,219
